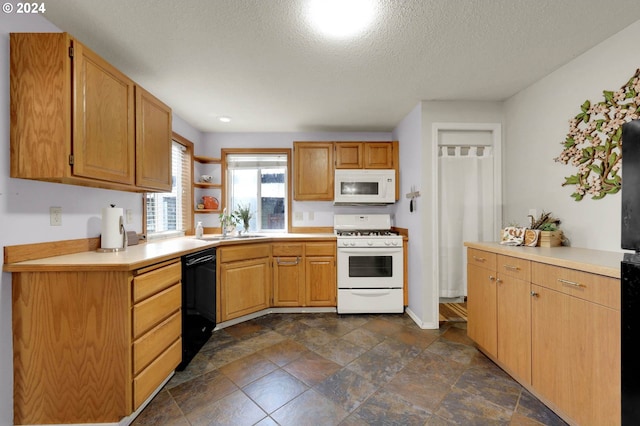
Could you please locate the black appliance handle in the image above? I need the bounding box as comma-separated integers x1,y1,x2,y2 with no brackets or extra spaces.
185,254,215,267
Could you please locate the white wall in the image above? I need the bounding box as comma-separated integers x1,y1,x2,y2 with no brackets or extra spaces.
504,20,640,252
391,103,424,321
419,101,505,328
201,132,394,228
0,14,202,424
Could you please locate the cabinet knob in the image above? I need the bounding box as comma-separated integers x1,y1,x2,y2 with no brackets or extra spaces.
530,291,539,297
489,275,496,281
496,278,503,284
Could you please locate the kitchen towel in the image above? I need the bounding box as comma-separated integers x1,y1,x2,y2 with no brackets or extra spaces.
101,206,124,249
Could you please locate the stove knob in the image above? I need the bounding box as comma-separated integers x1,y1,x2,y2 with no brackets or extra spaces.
367,241,373,246
385,241,391,246
350,242,356,247
342,241,349,247
391,241,399,246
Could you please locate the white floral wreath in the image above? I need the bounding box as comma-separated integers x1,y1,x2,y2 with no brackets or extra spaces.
555,69,640,200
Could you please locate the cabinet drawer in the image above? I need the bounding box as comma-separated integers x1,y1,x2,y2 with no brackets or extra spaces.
305,242,335,256
273,243,303,257
133,311,181,375
219,243,270,263
133,284,181,339
497,255,531,282
467,248,496,270
133,261,181,303
532,262,620,309
133,338,181,410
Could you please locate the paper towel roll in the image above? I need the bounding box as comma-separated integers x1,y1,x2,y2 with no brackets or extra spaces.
101,206,124,249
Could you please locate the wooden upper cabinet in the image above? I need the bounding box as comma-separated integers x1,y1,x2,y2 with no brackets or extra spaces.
334,142,396,169
72,39,135,185
293,142,334,201
9,32,171,193
335,142,363,168
135,86,172,191
364,142,395,169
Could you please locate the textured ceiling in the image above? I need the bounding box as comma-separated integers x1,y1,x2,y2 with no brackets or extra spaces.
42,0,640,133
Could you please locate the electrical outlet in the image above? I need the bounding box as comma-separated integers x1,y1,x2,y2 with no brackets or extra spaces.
50,206,62,226
308,211,314,221
294,211,303,221
126,209,133,224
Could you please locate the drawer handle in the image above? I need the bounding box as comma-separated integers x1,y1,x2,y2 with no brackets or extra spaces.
503,264,520,271
277,256,300,266
473,256,486,262
558,278,584,288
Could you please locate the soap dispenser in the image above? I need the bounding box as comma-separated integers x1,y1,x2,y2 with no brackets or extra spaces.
195,221,203,239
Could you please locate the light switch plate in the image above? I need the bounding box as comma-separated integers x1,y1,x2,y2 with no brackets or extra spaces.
294,211,303,221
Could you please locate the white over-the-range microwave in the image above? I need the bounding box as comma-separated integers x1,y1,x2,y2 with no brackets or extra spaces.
334,169,396,205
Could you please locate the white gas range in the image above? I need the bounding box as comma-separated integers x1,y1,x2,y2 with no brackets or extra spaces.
334,214,404,314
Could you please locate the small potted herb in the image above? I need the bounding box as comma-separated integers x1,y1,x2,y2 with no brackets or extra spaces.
233,203,253,234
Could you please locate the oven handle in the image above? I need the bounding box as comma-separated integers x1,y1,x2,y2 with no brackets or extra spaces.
338,247,402,254
349,289,393,296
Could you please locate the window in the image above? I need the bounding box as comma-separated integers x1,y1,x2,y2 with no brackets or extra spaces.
146,135,193,238
225,151,289,232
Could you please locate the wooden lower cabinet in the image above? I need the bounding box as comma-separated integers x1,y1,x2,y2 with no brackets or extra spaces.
496,274,531,383
219,244,271,321
11,260,182,425
467,262,497,357
305,255,336,306
531,278,620,425
273,243,304,306
271,241,336,308
466,246,621,426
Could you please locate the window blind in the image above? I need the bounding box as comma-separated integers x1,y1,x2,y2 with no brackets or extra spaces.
146,141,192,234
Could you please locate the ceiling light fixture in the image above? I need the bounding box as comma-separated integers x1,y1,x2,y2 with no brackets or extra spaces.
307,0,376,39
218,116,232,123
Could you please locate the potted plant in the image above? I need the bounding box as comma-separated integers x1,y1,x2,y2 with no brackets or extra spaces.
233,203,253,234
218,208,237,236
528,211,563,247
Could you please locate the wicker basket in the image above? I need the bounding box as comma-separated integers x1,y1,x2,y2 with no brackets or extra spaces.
538,230,563,247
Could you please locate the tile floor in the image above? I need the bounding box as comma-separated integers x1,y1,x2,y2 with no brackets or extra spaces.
132,313,567,426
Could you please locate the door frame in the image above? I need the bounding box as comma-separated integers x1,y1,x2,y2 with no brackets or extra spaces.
430,122,502,317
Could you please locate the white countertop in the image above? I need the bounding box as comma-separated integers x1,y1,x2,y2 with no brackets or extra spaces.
4,233,337,272
464,241,624,278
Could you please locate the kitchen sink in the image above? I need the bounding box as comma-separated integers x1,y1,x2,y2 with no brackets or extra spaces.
197,234,264,242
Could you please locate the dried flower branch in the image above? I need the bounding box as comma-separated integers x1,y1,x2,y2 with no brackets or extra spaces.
555,68,640,200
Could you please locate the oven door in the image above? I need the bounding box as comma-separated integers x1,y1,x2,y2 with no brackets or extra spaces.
337,246,403,289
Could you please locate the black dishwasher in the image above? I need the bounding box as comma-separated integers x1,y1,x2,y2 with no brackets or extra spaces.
177,247,216,371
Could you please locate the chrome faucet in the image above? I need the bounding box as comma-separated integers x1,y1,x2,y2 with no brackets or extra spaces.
222,208,228,238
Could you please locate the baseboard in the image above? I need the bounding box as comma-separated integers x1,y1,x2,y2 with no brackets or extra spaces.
215,307,337,330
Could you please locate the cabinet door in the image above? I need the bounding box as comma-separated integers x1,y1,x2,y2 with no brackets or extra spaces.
10,33,71,180
293,142,334,200
305,256,336,306
220,257,270,321
532,285,620,425
466,263,497,357
496,274,531,384
135,86,172,192
273,256,304,306
72,40,135,185
364,142,394,169
335,142,363,168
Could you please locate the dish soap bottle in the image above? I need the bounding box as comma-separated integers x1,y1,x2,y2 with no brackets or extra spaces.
195,221,203,239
